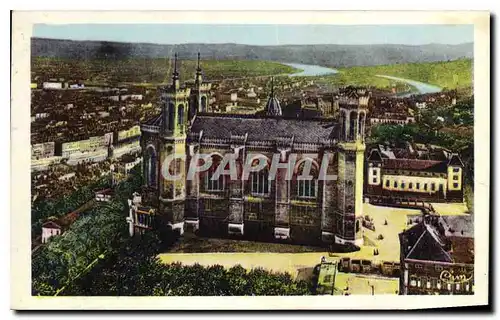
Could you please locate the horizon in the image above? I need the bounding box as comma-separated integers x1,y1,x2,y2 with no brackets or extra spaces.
32,36,474,47
33,24,474,46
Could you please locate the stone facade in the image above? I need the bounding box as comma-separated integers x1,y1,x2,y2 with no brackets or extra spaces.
132,54,367,246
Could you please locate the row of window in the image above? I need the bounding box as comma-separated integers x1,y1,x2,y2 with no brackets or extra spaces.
385,180,440,191
376,168,460,177
414,264,469,273
204,169,317,198
379,169,447,178
383,180,459,190
409,277,471,292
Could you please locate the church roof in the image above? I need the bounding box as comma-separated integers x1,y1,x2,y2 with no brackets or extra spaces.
144,113,162,126
190,114,337,143
400,214,474,264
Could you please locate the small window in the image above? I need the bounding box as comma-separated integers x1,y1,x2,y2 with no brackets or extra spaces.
435,265,443,271
385,180,390,187
298,179,317,198
410,279,417,287
372,177,377,183
456,283,460,290
431,183,436,191
409,182,413,189
426,281,431,289
453,168,460,173
466,284,470,292
453,175,459,180
401,182,405,189
372,169,377,176
424,183,428,191
437,281,441,290
415,264,423,269
416,183,420,190
453,183,459,188
394,181,398,188
447,283,452,291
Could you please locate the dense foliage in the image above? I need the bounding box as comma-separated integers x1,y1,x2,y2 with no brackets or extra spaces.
32,166,142,295
33,165,312,296
31,176,110,238
63,232,312,296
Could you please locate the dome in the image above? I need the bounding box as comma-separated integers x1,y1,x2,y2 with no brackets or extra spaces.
266,96,282,116
265,77,282,116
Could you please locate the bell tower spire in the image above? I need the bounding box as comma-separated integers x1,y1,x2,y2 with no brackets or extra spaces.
172,53,180,90
195,52,203,85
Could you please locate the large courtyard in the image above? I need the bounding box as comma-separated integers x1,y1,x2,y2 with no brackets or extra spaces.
158,202,469,290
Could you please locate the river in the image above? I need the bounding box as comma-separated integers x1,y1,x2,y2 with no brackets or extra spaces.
280,62,442,95
375,75,442,95
281,62,339,77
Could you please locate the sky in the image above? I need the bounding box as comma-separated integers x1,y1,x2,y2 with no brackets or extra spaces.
33,24,473,46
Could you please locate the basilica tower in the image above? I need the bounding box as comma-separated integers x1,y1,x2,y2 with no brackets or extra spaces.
189,52,212,118
335,95,367,246
158,53,191,234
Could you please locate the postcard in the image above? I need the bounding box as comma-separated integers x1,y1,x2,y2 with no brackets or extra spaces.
11,10,490,310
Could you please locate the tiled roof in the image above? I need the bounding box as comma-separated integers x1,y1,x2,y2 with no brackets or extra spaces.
406,230,452,263
190,114,338,143
448,236,474,264
400,215,474,264
42,220,62,229
144,114,162,126
382,159,447,172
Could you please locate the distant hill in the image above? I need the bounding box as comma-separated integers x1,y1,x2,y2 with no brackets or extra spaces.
31,38,473,68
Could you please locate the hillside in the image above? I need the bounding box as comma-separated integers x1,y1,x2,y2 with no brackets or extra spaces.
31,57,300,84
31,38,473,68
323,58,473,90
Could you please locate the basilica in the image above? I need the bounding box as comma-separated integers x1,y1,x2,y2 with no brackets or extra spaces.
130,54,368,246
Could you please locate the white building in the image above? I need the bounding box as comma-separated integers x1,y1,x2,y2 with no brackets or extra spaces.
41,221,62,243
42,82,63,89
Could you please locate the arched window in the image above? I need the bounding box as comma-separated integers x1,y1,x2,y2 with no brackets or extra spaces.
201,96,207,112
250,161,270,196
178,104,185,133
339,111,346,140
349,111,357,140
178,104,184,125
205,155,225,192
168,103,175,130
190,96,198,119
358,112,365,139
145,146,157,187
296,160,318,198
